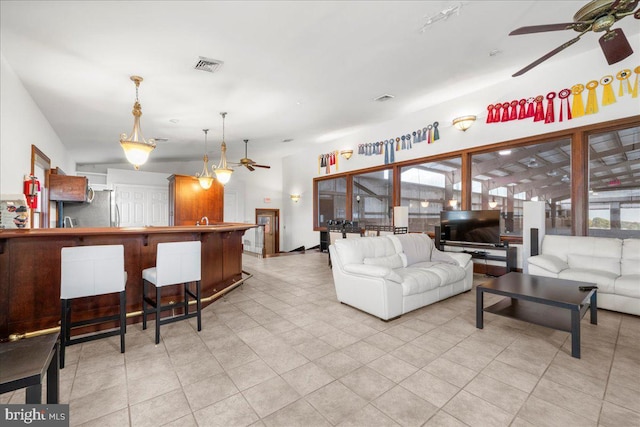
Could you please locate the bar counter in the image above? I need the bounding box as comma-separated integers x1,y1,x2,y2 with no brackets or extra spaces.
0,224,255,339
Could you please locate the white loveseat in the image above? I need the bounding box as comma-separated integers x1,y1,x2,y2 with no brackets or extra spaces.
528,235,640,316
329,233,473,320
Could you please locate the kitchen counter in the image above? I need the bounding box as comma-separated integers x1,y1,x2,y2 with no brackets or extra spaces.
0,224,255,339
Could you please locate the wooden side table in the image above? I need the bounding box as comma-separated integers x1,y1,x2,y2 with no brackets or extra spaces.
0,333,59,403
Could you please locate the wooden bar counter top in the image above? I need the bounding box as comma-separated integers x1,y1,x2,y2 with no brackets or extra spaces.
0,224,255,340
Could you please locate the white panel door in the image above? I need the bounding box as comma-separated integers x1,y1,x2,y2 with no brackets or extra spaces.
115,184,168,227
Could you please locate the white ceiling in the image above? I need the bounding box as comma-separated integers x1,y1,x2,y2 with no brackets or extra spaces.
2,1,639,168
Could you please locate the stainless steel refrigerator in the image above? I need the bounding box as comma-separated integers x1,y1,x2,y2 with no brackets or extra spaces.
62,189,119,227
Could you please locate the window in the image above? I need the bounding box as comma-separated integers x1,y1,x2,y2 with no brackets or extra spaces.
352,169,393,227
400,158,460,233
317,177,347,226
588,125,640,238
470,138,572,236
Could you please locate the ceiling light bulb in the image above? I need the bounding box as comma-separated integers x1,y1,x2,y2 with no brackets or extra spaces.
421,200,429,208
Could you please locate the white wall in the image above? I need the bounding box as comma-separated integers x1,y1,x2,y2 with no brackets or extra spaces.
280,46,640,251
0,53,75,194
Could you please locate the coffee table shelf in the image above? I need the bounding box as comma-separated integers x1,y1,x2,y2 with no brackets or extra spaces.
484,298,575,332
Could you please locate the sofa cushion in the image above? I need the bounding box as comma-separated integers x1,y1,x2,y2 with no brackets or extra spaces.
395,268,441,296
343,263,403,284
415,263,467,284
558,269,617,294
614,275,640,298
622,239,640,276
389,234,434,266
528,254,569,274
541,235,622,263
334,237,398,265
568,254,620,276
364,254,404,269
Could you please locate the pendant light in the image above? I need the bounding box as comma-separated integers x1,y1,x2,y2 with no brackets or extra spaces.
214,112,233,185
196,129,214,190
120,76,156,170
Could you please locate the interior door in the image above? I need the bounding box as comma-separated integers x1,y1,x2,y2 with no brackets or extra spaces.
256,209,279,256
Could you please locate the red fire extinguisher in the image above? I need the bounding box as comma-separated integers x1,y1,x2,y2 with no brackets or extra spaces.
23,175,41,209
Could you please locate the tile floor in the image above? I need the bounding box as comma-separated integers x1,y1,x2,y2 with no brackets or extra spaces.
2,251,639,426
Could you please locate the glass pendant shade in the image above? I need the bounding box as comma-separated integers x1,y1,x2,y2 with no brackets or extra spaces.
196,129,214,190
214,112,233,185
120,76,156,170
420,200,429,208
489,198,498,208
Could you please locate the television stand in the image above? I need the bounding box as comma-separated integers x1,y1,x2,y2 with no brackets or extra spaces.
436,238,516,276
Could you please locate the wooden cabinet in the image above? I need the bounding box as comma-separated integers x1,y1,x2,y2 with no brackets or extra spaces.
168,174,224,226
49,174,88,202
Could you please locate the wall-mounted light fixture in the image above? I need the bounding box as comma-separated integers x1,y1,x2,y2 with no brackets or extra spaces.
120,76,156,169
452,115,476,131
340,149,353,160
290,194,301,203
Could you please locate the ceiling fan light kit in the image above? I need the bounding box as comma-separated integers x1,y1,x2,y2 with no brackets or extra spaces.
509,0,639,77
120,76,156,170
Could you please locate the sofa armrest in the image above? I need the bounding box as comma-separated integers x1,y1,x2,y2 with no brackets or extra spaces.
527,254,568,274
343,263,403,284
441,251,472,267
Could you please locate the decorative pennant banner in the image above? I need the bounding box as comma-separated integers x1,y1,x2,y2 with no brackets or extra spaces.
600,75,616,106
533,95,545,122
632,66,640,98
544,92,556,124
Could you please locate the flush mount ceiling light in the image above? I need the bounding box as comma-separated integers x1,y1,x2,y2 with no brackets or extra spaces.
527,159,540,168
213,112,233,185
195,129,214,190
452,115,476,131
120,76,156,170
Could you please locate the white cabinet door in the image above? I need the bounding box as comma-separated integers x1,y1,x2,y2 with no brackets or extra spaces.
115,185,168,227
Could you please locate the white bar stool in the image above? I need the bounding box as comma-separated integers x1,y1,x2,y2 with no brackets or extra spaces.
142,241,202,344
60,245,127,369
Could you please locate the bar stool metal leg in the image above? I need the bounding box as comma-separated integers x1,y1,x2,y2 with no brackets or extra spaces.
155,286,161,345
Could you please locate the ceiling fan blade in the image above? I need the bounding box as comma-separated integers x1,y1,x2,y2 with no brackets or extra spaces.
245,164,255,172
509,22,589,35
512,33,585,77
252,164,271,169
600,28,634,64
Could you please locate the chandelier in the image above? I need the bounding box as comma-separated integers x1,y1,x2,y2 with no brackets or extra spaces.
214,112,233,185
120,76,156,170
196,129,214,190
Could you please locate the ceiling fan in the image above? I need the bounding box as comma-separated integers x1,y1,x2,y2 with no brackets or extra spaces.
510,0,639,77
233,139,271,171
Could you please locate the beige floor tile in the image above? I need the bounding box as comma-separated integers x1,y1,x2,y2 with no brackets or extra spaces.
441,345,492,372
306,381,367,425
129,389,191,427
423,410,467,427
543,363,607,399
293,339,336,360
495,347,550,377
281,362,334,396
372,385,438,427
182,372,239,411
480,359,540,393
341,340,386,364
340,366,395,401
363,332,406,353
70,364,126,400
193,393,259,427
442,390,513,427
517,395,596,427
533,377,603,421
212,342,260,371
605,381,640,413
315,351,362,379
226,359,277,391
242,376,300,418
127,369,182,406
464,373,528,415
609,359,640,393
69,384,128,426
599,401,640,427
425,358,478,388
390,343,439,368
277,327,316,346
77,408,129,427
400,370,460,408
319,329,360,349
367,353,419,383
338,404,400,427
173,355,224,387
410,333,457,356
262,399,331,427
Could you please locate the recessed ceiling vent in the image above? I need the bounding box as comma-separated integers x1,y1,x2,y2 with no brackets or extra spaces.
194,57,224,73
374,94,395,102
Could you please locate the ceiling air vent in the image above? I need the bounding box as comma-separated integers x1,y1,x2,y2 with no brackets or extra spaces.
374,94,395,102
194,57,224,73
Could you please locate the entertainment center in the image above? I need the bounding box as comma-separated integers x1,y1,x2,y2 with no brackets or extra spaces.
436,210,516,276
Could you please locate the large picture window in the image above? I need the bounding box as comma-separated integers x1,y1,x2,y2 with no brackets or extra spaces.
352,169,393,227
588,125,640,238
400,158,461,233
317,177,347,226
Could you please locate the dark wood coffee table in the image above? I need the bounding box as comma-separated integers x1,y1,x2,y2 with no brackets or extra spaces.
476,272,597,359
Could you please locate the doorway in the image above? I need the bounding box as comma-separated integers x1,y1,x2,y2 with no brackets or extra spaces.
256,208,279,256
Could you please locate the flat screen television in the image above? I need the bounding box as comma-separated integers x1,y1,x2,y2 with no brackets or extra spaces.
440,210,501,245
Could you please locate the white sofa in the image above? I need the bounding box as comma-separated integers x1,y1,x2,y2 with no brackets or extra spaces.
528,235,640,316
329,233,473,320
